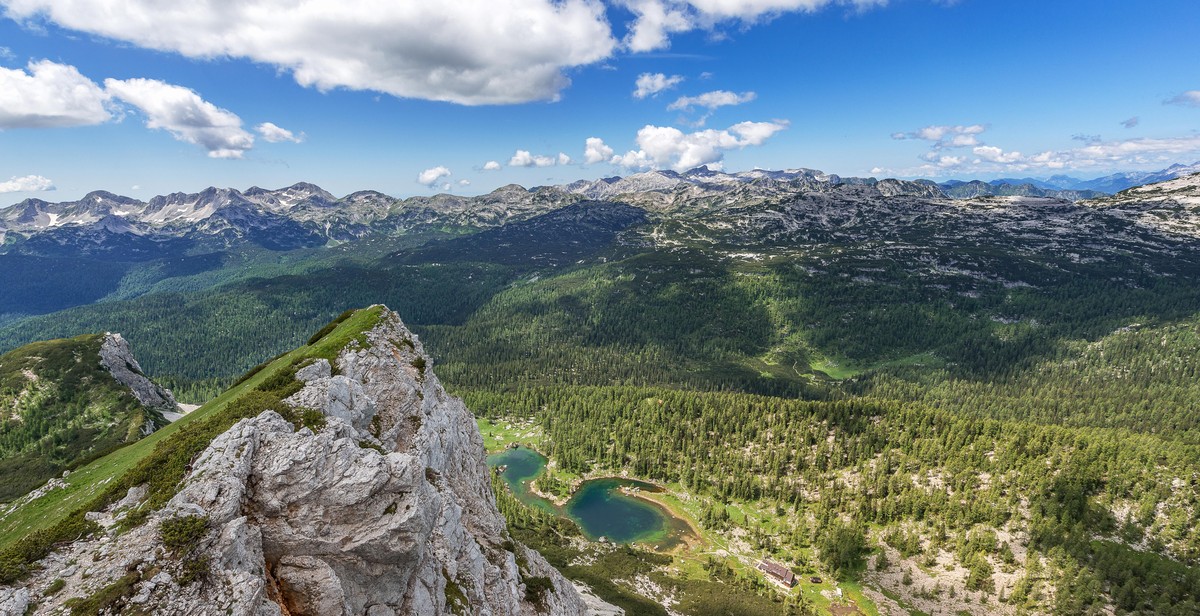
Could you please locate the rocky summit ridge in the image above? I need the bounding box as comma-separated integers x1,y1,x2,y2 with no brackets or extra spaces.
0,307,606,616
2,163,1198,259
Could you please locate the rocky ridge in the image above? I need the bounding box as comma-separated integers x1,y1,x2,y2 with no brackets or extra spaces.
1082,172,1200,238
0,182,582,256
5,163,1199,260
2,308,605,615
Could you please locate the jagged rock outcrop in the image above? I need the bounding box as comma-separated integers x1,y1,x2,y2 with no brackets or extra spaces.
10,308,605,615
98,332,179,414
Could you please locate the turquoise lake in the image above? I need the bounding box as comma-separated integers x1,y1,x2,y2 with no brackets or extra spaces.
487,446,690,548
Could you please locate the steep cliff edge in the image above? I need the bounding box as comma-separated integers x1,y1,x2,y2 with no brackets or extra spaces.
1,307,602,615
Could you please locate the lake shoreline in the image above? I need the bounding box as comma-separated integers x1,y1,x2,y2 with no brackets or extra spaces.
620,488,704,550
488,445,702,550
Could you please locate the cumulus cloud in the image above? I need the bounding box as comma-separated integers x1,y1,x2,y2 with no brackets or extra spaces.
1120,116,1139,129
633,72,684,99
0,59,112,128
1165,91,1200,107
4,0,616,105
611,120,788,171
668,90,756,112
972,145,1022,164
509,150,559,167
256,122,304,143
458,179,471,186
417,166,452,187
584,137,615,164
893,124,986,148
104,78,254,158
0,174,55,193
619,0,886,52
622,2,692,53
482,160,502,171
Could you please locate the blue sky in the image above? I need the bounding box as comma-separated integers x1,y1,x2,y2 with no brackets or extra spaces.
1,0,1199,202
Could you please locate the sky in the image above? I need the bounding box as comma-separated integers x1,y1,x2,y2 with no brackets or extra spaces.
1,0,1199,203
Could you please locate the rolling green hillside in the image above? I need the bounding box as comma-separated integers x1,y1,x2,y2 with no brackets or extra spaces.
0,334,167,502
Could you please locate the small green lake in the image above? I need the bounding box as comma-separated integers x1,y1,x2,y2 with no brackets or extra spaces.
488,446,691,548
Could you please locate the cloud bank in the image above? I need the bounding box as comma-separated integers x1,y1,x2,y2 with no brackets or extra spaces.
890,120,1200,176
3,0,617,105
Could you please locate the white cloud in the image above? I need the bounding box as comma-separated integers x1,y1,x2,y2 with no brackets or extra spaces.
0,46,13,60
1072,135,1200,161
509,150,558,167
104,78,254,158
482,160,502,171
0,174,54,193
668,89,756,125
899,134,1200,177
612,120,788,171
558,152,572,165
417,165,452,187
972,145,1022,164
668,90,756,111
893,124,986,148
920,152,964,168
1165,91,1200,107
256,121,304,143
1120,116,1139,129
633,72,684,99
622,2,692,52
620,0,886,52
458,179,471,186
584,137,614,164
5,0,616,105
0,59,111,128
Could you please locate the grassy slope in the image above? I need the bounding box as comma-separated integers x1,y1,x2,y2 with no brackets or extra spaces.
0,306,385,552
0,334,160,502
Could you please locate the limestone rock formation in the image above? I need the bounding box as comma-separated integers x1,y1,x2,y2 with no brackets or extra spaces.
98,332,179,413
11,308,608,615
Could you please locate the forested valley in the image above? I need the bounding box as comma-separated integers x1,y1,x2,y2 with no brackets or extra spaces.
3,183,1200,614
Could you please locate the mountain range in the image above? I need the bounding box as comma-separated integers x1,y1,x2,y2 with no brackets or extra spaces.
1,164,1200,615
5,161,1200,261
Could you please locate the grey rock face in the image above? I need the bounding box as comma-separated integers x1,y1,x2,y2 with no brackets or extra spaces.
14,308,608,616
98,333,179,413
0,587,29,615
